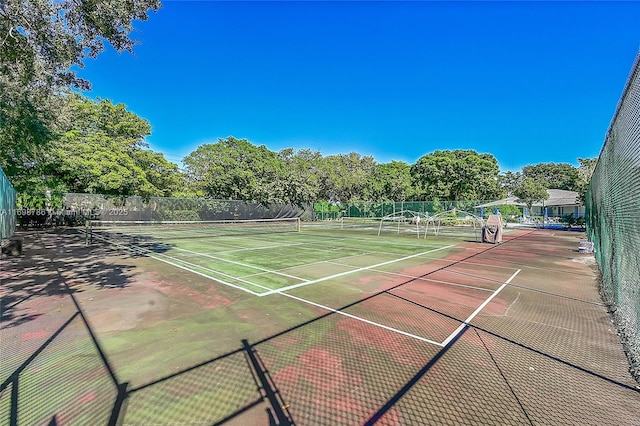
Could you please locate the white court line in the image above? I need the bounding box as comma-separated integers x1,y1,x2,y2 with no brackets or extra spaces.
89,232,269,296
173,247,306,282
291,231,439,250
96,230,471,347
238,250,375,279
278,292,444,346
402,255,524,272
92,231,468,347
214,241,312,254
360,267,496,293
239,250,378,280
440,269,522,347
259,245,454,296
139,247,273,291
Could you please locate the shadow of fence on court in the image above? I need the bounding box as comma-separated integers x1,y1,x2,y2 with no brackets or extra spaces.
3,230,639,425
0,300,120,425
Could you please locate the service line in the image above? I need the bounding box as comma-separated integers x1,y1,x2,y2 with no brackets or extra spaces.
440,269,522,347
259,245,455,296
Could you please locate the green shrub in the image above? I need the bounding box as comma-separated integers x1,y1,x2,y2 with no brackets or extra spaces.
560,214,576,226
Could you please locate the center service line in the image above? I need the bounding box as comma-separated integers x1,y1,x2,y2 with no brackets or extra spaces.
440,269,522,347
259,245,455,296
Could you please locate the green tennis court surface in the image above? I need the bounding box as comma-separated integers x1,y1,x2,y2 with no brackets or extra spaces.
2,225,638,425
89,220,471,297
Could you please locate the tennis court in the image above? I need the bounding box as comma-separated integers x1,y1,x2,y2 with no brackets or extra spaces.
1,222,638,425
88,218,473,297
87,219,521,345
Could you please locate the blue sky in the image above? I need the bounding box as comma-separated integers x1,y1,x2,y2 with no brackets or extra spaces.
78,1,640,171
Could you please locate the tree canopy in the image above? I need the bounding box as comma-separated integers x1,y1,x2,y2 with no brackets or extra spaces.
0,0,161,170
278,148,323,206
2,87,596,210
184,137,287,203
319,153,377,203
1,0,161,89
6,94,180,197
410,150,502,201
53,96,180,196
522,162,579,191
513,176,549,211
575,157,598,204
373,161,413,201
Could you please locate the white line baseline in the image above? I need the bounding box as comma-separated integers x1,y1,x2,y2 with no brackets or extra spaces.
259,245,454,296
440,269,522,347
279,292,444,346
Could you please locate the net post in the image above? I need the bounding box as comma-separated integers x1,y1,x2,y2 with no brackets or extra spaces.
297,217,301,232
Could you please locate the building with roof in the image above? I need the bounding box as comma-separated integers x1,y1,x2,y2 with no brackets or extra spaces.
476,189,585,218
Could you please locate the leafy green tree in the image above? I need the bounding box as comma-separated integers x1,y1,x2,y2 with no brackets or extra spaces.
575,157,598,204
184,137,286,203
522,162,579,191
371,161,413,201
410,150,502,201
513,176,549,213
389,161,414,200
498,171,522,197
318,153,377,203
1,0,161,177
496,204,522,219
278,148,323,206
48,95,180,196
0,93,61,183
130,149,183,197
1,0,160,91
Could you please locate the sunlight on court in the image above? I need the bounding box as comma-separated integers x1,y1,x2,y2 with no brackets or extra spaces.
88,220,524,349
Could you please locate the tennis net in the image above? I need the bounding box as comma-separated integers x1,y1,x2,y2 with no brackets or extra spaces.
89,217,301,243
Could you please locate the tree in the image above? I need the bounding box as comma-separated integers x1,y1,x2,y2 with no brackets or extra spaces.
184,137,286,203
513,177,549,214
0,92,60,179
278,148,323,206
46,95,180,196
372,161,413,201
522,162,579,191
318,153,377,203
130,149,183,197
410,150,502,201
575,157,598,204
498,171,522,197
1,0,161,176
1,0,160,93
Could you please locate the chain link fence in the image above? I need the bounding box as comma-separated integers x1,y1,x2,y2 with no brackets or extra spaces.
314,200,522,222
15,193,314,226
0,167,16,240
586,51,640,379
